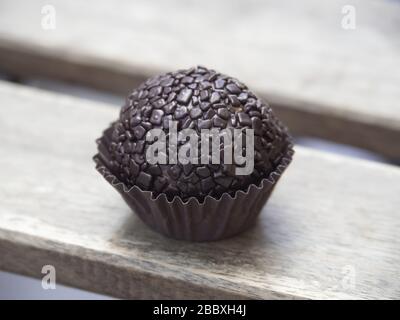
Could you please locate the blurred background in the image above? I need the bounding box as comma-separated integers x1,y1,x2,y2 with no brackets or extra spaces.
0,0,399,298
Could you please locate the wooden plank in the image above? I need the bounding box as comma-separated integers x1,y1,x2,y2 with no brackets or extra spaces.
0,81,399,299
0,0,399,158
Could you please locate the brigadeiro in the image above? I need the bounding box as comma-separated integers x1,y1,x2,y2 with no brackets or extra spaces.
94,66,293,241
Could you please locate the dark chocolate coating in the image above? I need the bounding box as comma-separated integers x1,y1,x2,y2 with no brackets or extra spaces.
109,66,291,201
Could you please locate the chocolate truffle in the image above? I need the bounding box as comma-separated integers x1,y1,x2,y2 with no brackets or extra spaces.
95,66,294,241
108,66,291,202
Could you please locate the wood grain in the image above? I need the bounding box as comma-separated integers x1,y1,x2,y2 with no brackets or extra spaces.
0,81,399,299
0,0,399,158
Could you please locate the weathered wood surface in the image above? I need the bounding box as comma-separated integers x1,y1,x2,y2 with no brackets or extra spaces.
0,81,399,299
0,0,399,158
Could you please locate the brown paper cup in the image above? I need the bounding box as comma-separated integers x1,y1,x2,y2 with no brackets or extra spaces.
94,124,294,241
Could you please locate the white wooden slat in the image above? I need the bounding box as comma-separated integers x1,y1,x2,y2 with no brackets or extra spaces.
0,81,399,299
0,0,399,157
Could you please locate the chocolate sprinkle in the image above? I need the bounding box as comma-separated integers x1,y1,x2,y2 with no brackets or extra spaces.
190,107,202,119
210,92,221,104
150,109,164,125
177,88,193,105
